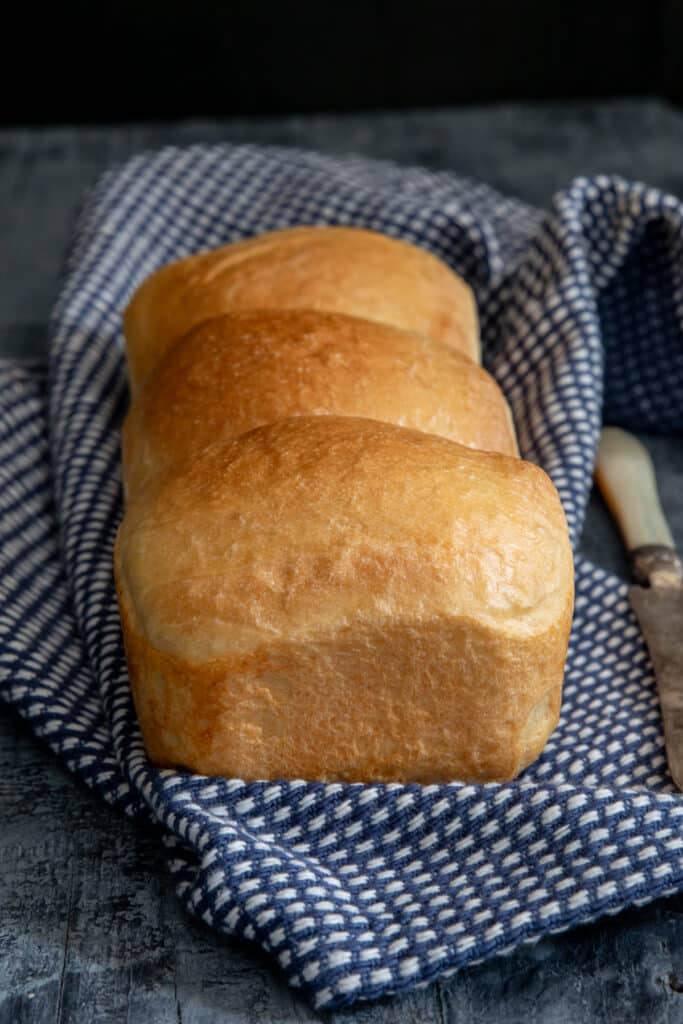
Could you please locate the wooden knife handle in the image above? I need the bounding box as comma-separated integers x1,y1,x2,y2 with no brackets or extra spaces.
594,426,674,553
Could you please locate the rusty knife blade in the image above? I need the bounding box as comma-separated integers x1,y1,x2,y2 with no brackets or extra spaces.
629,548,683,791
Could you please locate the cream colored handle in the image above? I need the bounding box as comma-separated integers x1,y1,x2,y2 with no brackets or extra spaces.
595,427,674,552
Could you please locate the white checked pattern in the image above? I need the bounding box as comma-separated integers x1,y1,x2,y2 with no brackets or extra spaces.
1,144,683,1010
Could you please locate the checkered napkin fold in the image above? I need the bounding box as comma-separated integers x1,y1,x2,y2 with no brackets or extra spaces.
2,143,683,1010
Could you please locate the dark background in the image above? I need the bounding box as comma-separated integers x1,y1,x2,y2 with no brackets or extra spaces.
5,0,683,124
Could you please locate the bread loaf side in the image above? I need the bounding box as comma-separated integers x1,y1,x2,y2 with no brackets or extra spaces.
115,416,573,783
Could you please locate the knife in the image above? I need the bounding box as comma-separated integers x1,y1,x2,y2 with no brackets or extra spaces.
595,427,683,791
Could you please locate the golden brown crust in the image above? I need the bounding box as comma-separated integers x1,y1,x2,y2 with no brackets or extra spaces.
123,226,479,394
122,309,516,491
115,416,574,783
117,226,574,784
117,584,569,784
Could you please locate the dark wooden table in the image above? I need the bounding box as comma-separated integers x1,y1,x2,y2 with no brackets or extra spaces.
2,100,683,1023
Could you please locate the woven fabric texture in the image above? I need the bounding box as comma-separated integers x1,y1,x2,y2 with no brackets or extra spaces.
2,144,683,1010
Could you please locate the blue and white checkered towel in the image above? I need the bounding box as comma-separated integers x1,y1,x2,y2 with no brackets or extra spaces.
2,144,683,1010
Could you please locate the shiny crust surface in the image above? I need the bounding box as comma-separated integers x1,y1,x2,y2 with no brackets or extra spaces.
115,416,574,783
123,226,479,393
122,309,516,490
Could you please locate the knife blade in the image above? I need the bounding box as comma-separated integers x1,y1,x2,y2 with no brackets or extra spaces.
595,426,683,791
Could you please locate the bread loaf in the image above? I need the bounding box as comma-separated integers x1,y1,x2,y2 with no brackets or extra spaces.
115,416,573,783
123,226,480,394
122,309,516,492
116,226,574,784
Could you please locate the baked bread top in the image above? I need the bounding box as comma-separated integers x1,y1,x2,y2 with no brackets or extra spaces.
123,226,480,393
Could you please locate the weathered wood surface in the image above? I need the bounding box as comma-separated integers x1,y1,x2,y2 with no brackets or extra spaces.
2,102,683,1022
